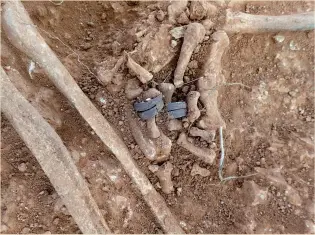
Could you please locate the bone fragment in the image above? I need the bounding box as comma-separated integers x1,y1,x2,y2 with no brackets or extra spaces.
224,9,315,34
2,2,183,233
128,113,157,161
155,162,174,194
177,132,215,164
174,23,205,88
189,127,215,143
191,163,210,177
198,30,229,130
126,54,153,84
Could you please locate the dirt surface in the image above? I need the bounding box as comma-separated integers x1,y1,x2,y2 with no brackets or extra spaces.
1,1,314,234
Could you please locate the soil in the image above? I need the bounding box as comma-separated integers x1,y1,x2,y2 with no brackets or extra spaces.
1,1,314,234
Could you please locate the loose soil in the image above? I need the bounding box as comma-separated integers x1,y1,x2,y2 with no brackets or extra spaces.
1,1,314,234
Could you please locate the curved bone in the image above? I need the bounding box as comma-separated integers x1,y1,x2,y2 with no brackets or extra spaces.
2,2,183,233
198,30,230,130
159,82,175,104
177,132,215,164
189,127,215,143
1,68,111,234
174,23,205,88
155,162,174,194
128,113,157,161
126,54,153,84
224,9,315,34
186,91,200,123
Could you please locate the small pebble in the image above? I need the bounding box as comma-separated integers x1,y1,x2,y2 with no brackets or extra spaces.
21,227,30,234
118,121,124,125
53,218,59,225
184,76,190,83
176,187,182,196
148,164,159,173
182,86,189,93
155,10,165,21
289,40,300,51
87,22,95,27
171,40,178,48
101,13,107,21
18,163,27,172
183,122,189,129
273,35,285,43
102,186,109,192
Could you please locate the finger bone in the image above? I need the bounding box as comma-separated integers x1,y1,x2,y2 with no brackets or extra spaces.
177,132,215,164
126,54,153,84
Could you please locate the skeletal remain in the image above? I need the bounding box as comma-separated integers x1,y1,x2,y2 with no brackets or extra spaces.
189,127,215,143
148,164,159,173
154,131,172,163
6,68,62,128
97,55,125,86
155,162,174,194
202,19,215,31
168,119,183,131
143,88,161,139
128,112,157,161
126,54,153,84
167,0,188,23
186,91,201,123
198,31,230,130
159,82,175,104
125,78,143,100
177,132,215,164
2,2,184,232
224,9,315,34
174,23,205,88
177,11,190,25
1,68,111,234
191,163,210,177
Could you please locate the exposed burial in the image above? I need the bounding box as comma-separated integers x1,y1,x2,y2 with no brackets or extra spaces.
1,0,314,234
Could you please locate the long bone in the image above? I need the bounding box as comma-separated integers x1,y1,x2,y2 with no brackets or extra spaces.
198,30,230,131
1,68,111,234
2,2,183,233
174,23,205,88
224,9,315,34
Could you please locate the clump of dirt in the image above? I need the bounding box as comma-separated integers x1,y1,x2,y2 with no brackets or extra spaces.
1,1,314,234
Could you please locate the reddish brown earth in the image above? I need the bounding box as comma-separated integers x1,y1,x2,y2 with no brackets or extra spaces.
1,1,314,234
